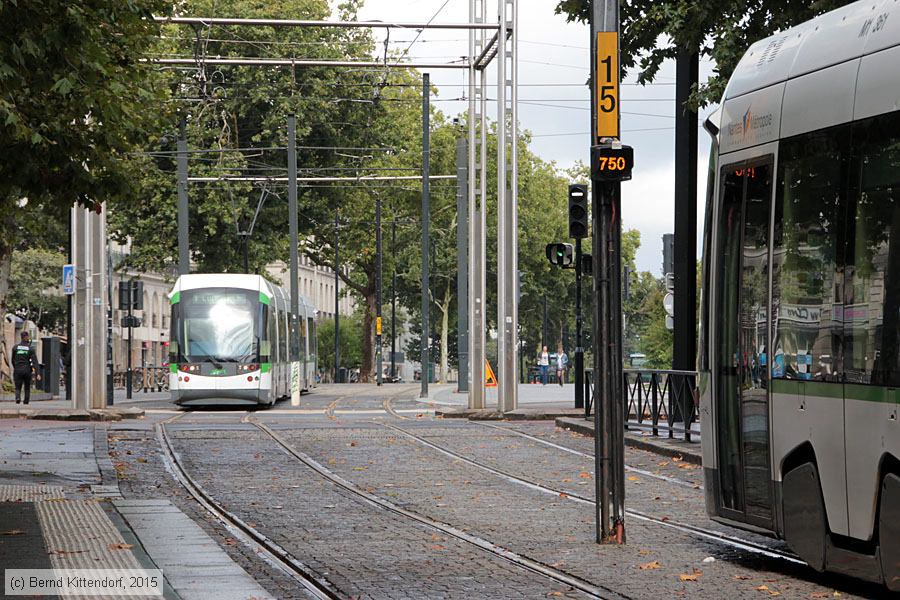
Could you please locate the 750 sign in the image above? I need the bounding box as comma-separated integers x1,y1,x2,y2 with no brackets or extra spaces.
596,32,619,140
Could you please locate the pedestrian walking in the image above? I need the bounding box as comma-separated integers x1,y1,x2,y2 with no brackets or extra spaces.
556,345,568,386
538,345,550,385
11,331,40,405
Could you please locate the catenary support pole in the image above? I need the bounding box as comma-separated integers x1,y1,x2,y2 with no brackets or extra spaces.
420,73,431,398
288,114,299,317
106,243,114,406
126,282,133,400
456,136,469,393
376,193,383,386
177,117,189,275
334,210,340,382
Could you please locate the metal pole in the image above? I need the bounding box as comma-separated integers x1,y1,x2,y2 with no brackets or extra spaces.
126,282,133,400
468,0,486,410
391,219,397,381
375,194,383,386
177,117,189,275
107,243,114,406
420,73,431,399
496,0,518,414
334,210,340,383
673,50,698,373
288,114,299,317
591,0,626,544
456,136,469,393
575,236,584,408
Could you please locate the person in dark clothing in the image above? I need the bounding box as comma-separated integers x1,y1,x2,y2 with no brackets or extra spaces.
11,331,39,404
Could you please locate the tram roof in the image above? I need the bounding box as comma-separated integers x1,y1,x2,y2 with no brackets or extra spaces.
724,0,900,101
168,273,316,312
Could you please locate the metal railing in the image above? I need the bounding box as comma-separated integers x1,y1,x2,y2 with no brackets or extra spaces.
113,367,169,393
584,368,699,442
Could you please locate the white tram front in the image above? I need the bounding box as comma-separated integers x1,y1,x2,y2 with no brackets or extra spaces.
168,274,318,406
701,0,900,588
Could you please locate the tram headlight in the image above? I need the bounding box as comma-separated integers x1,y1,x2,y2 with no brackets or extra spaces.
238,364,259,373
179,364,200,373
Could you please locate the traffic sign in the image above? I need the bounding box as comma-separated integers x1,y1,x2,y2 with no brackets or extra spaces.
663,292,674,317
595,31,619,139
62,264,75,295
591,144,633,182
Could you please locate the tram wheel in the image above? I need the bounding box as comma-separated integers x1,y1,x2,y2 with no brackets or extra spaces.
879,473,900,591
783,461,827,571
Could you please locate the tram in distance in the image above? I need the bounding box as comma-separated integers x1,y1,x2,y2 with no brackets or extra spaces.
168,274,317,406
700,0,900,588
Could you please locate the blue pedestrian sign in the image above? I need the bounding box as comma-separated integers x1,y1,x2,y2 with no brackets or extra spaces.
62,264,75,295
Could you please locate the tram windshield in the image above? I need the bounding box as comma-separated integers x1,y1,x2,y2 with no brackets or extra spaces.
172,288,259,364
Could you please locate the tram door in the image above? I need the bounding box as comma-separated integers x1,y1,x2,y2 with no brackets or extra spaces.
714,159,775,527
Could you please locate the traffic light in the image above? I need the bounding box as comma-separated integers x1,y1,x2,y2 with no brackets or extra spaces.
581,253,593,276
568,184,589,239
546,243,574,267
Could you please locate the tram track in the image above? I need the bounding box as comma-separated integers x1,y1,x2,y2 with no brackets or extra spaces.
249,418,623,600
474,421,700,489
155,422,343,600
379,422,805,567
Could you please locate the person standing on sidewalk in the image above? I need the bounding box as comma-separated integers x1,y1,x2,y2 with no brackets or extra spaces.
538,345,550,385
11,331,39,404
556,345,568,386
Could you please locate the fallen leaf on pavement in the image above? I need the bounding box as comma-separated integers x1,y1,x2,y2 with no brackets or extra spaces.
579,472,591,479
430,544,446,551
108,543,133,550
639,561,661,570
733,575,750,580
679,570,701,582
757,586,769,591
627,476,639,481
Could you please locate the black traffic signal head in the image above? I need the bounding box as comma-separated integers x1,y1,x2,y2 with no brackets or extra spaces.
568,183,589,239
546,243,574,267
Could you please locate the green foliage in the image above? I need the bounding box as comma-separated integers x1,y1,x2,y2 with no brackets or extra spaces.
317,312,363,375
555,0,852,107
8,248,68,333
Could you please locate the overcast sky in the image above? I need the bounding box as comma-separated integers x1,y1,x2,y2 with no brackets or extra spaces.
339,0,718,274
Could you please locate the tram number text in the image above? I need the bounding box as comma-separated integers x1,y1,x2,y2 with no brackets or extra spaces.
859,13,889,38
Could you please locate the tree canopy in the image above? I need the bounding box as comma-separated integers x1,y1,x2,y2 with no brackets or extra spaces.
555,0,851,107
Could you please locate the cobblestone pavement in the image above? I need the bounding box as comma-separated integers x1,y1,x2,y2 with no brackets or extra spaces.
112,388,892,599
166,425,596,599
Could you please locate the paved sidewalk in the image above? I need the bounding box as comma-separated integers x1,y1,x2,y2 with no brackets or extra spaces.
556,416,703,464
0,419,270,599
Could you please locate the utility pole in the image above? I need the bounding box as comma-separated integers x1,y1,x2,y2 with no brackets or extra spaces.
287,114,299,317
591,0,630,544
375,193,383,386
420,72,431,399
334,210,340,383
456,136,469,393
106,244,114,406
177,117,189,275
391,219,397,381
126,283,134,400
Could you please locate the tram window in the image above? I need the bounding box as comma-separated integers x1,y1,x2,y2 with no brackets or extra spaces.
267,305,277,363
772,126,848,382
847,113,900,386
289,314,300,362
308,317,316,364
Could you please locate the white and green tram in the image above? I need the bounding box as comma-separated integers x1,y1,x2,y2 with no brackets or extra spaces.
701,0,900,587
168,274,318,406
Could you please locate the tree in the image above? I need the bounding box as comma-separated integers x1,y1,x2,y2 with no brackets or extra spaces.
317,312,363,380
555,0,851,107
7,249,68,333
0,0,168,355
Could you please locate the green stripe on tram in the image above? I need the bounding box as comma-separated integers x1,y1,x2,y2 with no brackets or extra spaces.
259,292,270,305
260,362,271,373
170,292,180,304
770,378,900,404
170,363,178,374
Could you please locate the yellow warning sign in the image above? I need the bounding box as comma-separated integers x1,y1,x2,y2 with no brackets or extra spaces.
485,360,498,387
595,31,619,139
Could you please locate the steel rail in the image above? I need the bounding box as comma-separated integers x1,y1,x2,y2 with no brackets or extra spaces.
155,423,342,599
154,16,501,30
381,422,805,566
250,419,619,600
473,421,699,489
